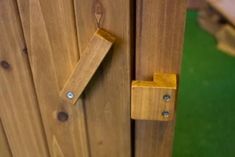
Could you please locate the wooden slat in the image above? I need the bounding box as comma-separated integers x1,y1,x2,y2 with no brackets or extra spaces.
135,0,187,157
0,120,12,157
74,0,131,157
60,29,116,105
0,0,50,157
17,0,89,156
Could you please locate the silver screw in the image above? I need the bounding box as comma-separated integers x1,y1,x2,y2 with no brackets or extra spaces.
162,111,169,118
66,91,74,99
163,94,171,102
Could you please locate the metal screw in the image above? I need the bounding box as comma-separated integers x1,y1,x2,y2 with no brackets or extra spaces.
66,91,74,99
57,112,69,122
162,111,169,118
163,94,171,102
1,60,10,69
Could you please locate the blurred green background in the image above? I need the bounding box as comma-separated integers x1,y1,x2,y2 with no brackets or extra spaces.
173,11,235,157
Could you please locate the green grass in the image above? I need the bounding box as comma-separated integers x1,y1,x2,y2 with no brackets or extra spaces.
173,11,235,157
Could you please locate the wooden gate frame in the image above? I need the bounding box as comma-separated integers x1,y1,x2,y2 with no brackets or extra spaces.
0,0,187,157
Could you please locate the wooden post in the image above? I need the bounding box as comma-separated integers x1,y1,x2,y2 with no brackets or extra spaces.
135,0,187,156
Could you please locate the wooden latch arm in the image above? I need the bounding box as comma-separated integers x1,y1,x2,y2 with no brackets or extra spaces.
60,29,116,105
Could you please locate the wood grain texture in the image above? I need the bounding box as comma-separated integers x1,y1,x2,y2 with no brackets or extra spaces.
74,0,131,157
17,0,89,156
135,0,187,157
188,0,206,9
0,0,50,157
0,120,12,157
61,29,116,105
131,74,177,121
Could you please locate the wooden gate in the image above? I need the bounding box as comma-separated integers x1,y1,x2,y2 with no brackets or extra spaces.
0,0,187,157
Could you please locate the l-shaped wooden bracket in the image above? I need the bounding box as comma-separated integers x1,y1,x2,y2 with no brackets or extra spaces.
131,73,177,121
60,28,116,105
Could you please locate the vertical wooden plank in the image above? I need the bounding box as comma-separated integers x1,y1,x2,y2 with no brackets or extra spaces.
0,120,12,157
0,0,50,157
17,0,89,156
135,0,187,157
74,0,131,157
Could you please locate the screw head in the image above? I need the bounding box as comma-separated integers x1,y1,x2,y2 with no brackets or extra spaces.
162,111,169,118
57,112,69,122
163,94,171,102
66,91,74,99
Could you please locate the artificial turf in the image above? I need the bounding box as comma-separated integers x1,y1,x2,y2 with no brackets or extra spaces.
173,11,235,157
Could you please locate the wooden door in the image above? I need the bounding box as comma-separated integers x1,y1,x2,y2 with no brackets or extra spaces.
0,0,187,157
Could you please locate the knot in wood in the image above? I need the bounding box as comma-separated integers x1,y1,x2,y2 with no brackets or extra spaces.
57,111,69,122
1,60,11,70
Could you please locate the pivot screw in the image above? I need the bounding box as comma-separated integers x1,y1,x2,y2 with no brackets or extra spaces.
57,112,69,122
66,91,74,99
163,94,171,102
162,111,169,118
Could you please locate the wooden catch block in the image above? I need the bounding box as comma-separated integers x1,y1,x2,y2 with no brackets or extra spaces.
60,29,116,105
131,73,177,121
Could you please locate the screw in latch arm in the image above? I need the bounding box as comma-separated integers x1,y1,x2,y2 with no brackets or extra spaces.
66,91,74,100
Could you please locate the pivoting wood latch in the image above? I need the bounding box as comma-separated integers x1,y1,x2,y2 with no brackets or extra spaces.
60,28,116,105
131,73,177,121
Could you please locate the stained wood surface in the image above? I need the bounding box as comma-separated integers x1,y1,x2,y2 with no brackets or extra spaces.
0,120,12,157
61,29,116,105
135,0,187,157
17,0,89,156
0,0,50,157
188,0,206,9
74,0,131,157
131,74,177,121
